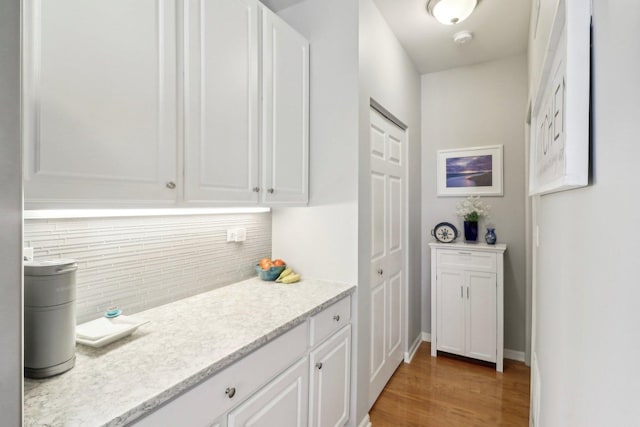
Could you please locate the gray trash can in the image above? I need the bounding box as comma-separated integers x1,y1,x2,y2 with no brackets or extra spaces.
24,259,78,379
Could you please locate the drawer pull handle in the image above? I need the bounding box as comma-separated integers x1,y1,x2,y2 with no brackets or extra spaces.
316,362,323,370
333,315,340,322
225,387,236,398
458,252,472,255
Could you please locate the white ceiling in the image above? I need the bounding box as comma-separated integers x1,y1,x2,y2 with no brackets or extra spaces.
372,0,532,74
263,0,532,74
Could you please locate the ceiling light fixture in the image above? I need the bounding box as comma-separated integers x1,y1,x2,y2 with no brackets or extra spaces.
426,0,478,25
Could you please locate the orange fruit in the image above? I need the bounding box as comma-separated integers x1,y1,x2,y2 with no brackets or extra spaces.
259,257,272,270
273,259,285,267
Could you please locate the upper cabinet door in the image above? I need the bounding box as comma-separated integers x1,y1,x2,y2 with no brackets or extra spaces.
23,0,178,208
261,8,309,205
183,0,260,204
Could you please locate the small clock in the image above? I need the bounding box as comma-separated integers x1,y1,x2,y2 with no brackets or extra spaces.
431,222,459,243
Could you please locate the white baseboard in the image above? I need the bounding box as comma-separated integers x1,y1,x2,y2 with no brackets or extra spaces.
421,332,524,362
358,414,371,427
504,349,526,362
404,334,422,363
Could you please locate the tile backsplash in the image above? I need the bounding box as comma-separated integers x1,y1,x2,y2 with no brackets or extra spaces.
24,213,271,324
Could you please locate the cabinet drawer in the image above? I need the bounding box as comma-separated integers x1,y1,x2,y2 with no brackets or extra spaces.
133,322,308,427
309,296,351,347
437,249,496,272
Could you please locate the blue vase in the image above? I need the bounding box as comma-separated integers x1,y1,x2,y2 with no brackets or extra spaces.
485,228,497,245
464,221,478,242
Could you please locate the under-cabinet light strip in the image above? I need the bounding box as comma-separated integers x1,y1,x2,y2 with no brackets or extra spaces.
24,207,271,219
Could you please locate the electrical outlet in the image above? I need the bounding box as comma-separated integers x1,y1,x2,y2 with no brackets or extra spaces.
227,228,247,242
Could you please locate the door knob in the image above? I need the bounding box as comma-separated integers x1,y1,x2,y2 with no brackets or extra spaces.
166,181,176,189
225,387,236,398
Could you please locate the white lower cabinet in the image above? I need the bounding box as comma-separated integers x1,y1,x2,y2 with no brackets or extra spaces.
132,296,351,427
309,325,351,427
429,243,506,372
436,269,497,362
228,357,308,427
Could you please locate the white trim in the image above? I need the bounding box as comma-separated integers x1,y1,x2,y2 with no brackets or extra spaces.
504,349,526,362
24,207,270,219
404,333,422,363
423,332,523,362
358,414,372,427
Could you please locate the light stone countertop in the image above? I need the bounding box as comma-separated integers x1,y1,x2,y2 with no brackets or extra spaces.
23,277,356,427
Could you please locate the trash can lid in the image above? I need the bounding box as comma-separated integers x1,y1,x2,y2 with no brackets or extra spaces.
24,259,78,276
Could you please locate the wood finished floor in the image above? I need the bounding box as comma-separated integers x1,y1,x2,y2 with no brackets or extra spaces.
369,342,531,427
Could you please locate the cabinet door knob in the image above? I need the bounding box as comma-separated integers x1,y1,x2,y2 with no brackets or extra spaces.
166,181,176,190
267,188,275,194
333,314,340,322
315,362,323,370
225,387,236,398
377,269,383,276
252,187,260,192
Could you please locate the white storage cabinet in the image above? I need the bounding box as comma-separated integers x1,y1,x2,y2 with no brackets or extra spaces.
22,0,179,207
132,295,351,427
183,1,309,206
308,297,351,427
24,0,309,209
429,242,506,372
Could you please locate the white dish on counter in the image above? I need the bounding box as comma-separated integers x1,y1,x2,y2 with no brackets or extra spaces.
76,315,149,348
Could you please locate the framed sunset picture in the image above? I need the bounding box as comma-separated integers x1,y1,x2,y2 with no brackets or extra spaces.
437,145,503,196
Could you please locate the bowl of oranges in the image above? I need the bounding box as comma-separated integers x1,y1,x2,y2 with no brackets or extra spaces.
255,257,286,281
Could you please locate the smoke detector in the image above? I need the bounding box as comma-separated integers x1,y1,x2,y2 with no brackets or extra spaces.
453,30,474,45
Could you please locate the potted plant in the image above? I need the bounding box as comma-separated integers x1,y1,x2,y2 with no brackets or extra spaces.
455,196,490,242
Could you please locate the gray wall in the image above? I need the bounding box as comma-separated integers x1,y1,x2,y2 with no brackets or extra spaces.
276,1,422,425
421,54,529,353
25,213,271,323
0,0,23,424
532,1,640,424
359,0,422,421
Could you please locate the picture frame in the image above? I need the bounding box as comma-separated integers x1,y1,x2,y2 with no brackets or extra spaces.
528,1,590,196
437,145,503,197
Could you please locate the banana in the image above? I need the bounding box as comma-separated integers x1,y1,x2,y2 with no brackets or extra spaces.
275,268,294,282
280,273,301,284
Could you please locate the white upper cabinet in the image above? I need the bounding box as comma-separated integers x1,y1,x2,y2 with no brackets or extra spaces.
23,0,309,208
261,7,309,205
183,0,260,204
23,0,179,208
